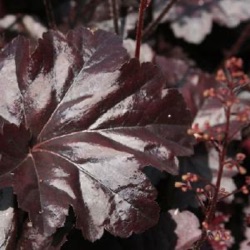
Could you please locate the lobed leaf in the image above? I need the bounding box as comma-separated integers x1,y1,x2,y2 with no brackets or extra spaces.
154,0,250,43
0,27,193,245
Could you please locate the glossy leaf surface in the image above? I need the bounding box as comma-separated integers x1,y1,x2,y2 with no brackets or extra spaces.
0,27,193,244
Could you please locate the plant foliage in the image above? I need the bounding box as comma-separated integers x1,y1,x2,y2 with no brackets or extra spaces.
0,27,193,247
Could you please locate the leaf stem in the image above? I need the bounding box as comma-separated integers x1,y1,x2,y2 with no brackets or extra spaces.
142,0,179,40
109,0,120,35
225,22,250,59
135,0,149,59
43,0,56,29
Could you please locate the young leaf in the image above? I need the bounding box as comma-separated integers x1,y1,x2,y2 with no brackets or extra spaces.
0,27,193,244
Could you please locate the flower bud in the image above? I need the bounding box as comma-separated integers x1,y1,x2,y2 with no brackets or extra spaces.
236,153,246,162
239,166,247,175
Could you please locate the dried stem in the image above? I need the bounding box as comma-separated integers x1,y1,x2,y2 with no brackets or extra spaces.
135,0,149,59
43,0,56,29
142,0,179,40
109,0,120,35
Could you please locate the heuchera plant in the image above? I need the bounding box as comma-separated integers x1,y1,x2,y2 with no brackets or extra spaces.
1,0,250,249
0,26,193,248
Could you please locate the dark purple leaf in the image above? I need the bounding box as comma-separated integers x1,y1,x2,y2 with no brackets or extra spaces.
16,220,55,250
154,56,190,88
0,27,193,245
193,96,250,140
0,188,17,249
180,71,217,118
16,217,70,250
240,205,250,250
155,55,217,117
154,0,250,43
168,209,201,250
